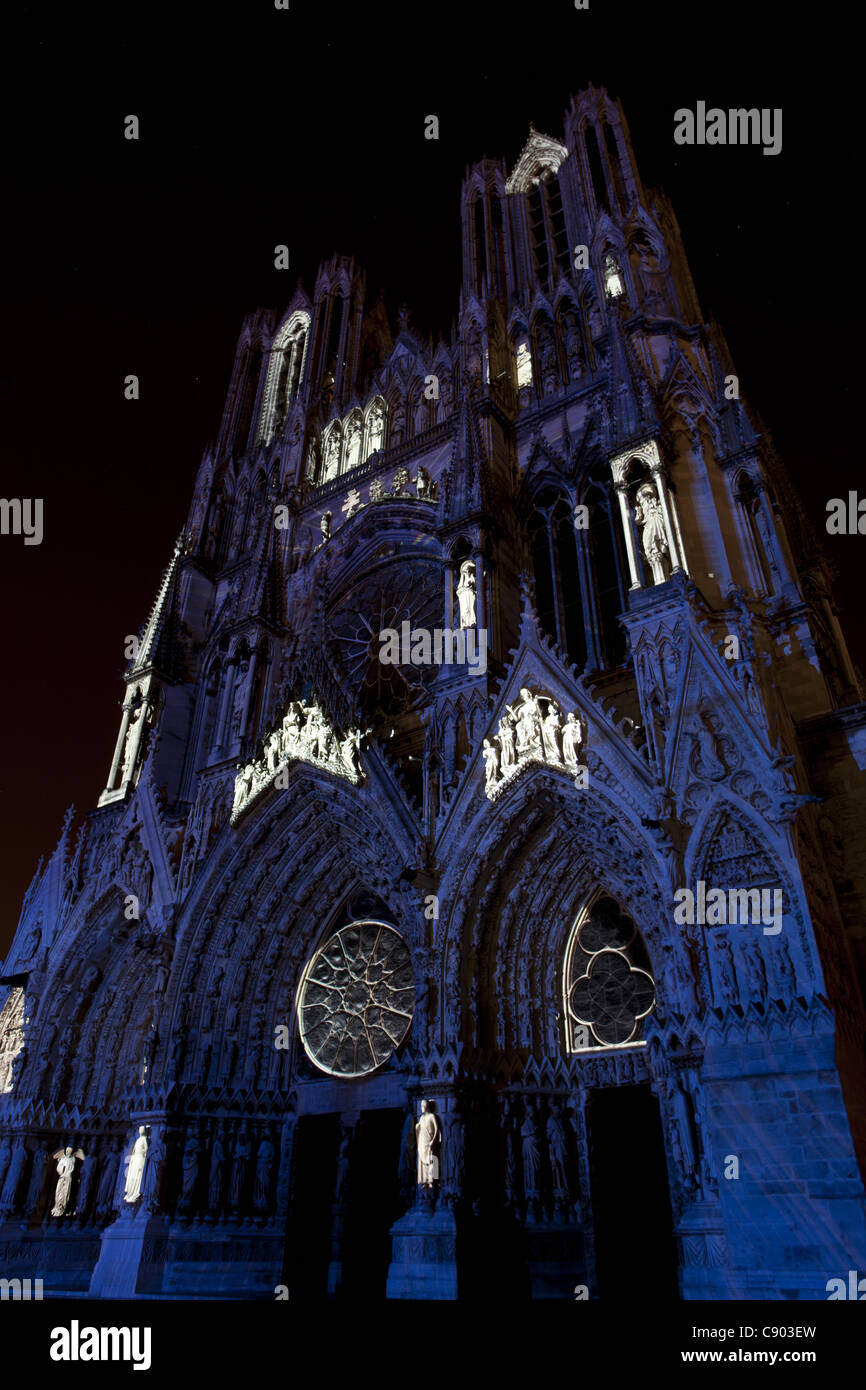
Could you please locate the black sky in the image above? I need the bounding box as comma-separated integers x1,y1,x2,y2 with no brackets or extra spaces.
0,2,861,953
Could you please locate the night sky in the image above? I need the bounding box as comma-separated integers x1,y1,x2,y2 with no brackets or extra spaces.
0,2,860,955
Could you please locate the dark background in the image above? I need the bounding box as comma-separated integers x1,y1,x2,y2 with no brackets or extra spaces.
0,2,860,954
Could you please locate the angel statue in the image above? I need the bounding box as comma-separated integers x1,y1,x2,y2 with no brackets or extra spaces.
50,1144,86,1217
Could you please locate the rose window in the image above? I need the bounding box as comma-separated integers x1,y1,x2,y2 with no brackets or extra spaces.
298,921,414,1076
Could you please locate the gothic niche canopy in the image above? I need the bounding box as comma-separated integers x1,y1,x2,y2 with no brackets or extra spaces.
483,688,585,800
564,896,655,1049
298,921,414,1076
231,696,364,824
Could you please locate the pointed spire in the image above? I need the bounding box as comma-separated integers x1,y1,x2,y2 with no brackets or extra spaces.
130,533,186,679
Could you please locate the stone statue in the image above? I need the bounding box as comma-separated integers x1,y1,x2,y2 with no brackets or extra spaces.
498,717,515,769
561,712,583,768
509,689,541,755
230,1126,251,1208
414,466,430,498
0,1140,27,1211
323,431,341,481
483,739,499,789
416,1099,440,1186
541,705,562,762
141,1128,166,1210
341,728,362,776
546,1108,569,1195
123,1126,148,1203
179,1129,201,1206
521,1103,540,1194
456,559,477,629
96,1141,121,1215
320,511,332,542
634,482,669,584
208,1129,227,1209
254,1135,275,1210
365,404,384,456
50,1146,85,1217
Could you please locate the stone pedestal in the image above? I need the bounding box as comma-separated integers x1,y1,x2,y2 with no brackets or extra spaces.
675,1198,728,1299
89,1209,169,1298
386,1201,457,1300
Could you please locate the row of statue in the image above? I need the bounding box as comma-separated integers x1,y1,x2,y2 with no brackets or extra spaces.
0,1121,279,1223
232,696,365,821
320,466,438,539
483,689,585,797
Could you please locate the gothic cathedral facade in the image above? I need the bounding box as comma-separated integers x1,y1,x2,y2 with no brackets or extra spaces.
2,86,865,1301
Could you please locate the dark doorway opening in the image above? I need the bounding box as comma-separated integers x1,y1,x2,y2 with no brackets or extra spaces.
587,1083,679,1299
283,1112,340,1300
339,1107,404,1301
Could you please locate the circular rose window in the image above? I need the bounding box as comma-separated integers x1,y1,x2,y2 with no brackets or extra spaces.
298,921,414,1076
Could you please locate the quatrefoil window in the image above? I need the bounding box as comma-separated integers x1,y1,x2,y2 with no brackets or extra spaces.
565,896,655,1048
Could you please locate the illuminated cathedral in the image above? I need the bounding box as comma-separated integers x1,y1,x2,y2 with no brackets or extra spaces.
2,84,865,1301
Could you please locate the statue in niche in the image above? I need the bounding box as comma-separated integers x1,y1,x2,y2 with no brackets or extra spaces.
230,1126,251,1208
670,1084,698,1190
320,511,332,542
122,704,145,777
50,1145,85,1217
546,1106,570,1195
456,560,477,629
483,739,499,789
74,1146,97,1219
416,1099,441,1187
208,1128,228,1210
123,1126,149,1204
1,1140,27,1210
254,1134,275,1210
741,935,768,999
179,1129,201,1207
141,1128,166,1210
521,1102,541,1194
714,934,740,1005
773,934,797,998
344,418,361,473
96,1140,121,1215
414,466,430,498
634,482,669,585
323,431,341,481
399,1106,417,1196
445,1109,465,1193
694,708,727,781
541,704,562,762
366,405,384,456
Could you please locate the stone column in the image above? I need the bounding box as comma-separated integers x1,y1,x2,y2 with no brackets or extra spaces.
443,563,454,630
616,485,642,590
474,553,486,638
